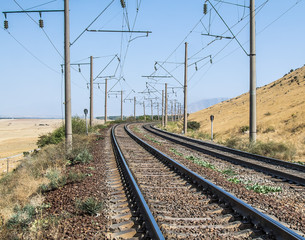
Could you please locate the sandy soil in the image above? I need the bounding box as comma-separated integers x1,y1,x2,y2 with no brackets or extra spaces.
0,119,63,158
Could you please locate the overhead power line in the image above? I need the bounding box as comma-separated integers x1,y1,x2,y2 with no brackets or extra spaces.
9,0,64,59
3,27,59,74
70,0,115,46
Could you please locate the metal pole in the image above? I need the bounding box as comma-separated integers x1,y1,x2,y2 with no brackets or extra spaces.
162,90,164,127
180,103,182,120
165,83,168,127
105,78,107,123
143,101,146,121
183,42,188,134
157,102,159,120
174,101,177,122
151,100,153,121
250,0,256,142
171,101,173,121
121,90,123,121
64,0,72,150
90,56,93,127
134,97,136,120
85,113,88,135
211,121,213,141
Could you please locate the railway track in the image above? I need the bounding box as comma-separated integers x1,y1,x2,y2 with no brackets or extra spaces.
143,124,305,186
110,123,303,239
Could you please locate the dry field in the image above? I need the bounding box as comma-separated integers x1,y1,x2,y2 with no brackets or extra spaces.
189,65,305,162
0,119,63,159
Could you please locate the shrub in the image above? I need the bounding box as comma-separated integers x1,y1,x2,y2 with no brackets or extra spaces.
263,126,275,133
23,151,30,157
39,169,67,192
264,112,271,116
239,125,249,133
75,197,103,216
67,170,86,183
223,138,296,161
37,127,65,148
249,141,296,161
37,117,90,148
224,137,243,149
6,204,36,229
197,131,209,140
187,121,200,130
71,149,92,165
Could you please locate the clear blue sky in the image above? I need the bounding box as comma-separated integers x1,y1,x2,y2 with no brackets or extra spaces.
1,0,304,118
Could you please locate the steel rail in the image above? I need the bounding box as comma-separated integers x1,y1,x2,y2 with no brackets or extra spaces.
148,124,305,172
111,125,164,240
125,124,304,240
144,125,305,186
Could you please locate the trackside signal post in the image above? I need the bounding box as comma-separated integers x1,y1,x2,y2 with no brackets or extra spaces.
210,115,214,141
84,109,88,135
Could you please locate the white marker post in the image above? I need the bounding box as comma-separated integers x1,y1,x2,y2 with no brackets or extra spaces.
84,109,88,135
210,115,214,141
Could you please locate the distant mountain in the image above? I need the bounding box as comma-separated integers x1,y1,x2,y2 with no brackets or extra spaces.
188,98,228,113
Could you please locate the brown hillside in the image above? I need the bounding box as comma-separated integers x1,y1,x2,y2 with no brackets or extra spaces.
189,65,305,162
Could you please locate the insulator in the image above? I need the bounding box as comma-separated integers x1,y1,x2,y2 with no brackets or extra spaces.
108,94,110,98
4,20,8,29
98,84,100,89
195,62,198,71
210,57,213,64
78,65,81,72
120,0,126,8
39,19,44,28
116,95,118,98
204,3,208,15
87,85,89,89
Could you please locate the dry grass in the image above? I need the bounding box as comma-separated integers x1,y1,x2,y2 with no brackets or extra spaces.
189,65,305,162
0,134,92,226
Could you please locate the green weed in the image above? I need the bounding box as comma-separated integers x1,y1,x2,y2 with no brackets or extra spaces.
144,135,161,144
228,177,242,184
170,148,183,156
75,197,103,216
6,204,36,229
185,155,216,170
245,183,282,194
221,169,237,176
72,149,93,165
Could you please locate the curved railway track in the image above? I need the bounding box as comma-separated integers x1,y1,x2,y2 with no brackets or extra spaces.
110,123,304,239
143,124,305,186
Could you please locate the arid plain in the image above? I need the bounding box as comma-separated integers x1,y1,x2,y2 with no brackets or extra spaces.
0,119,63,158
